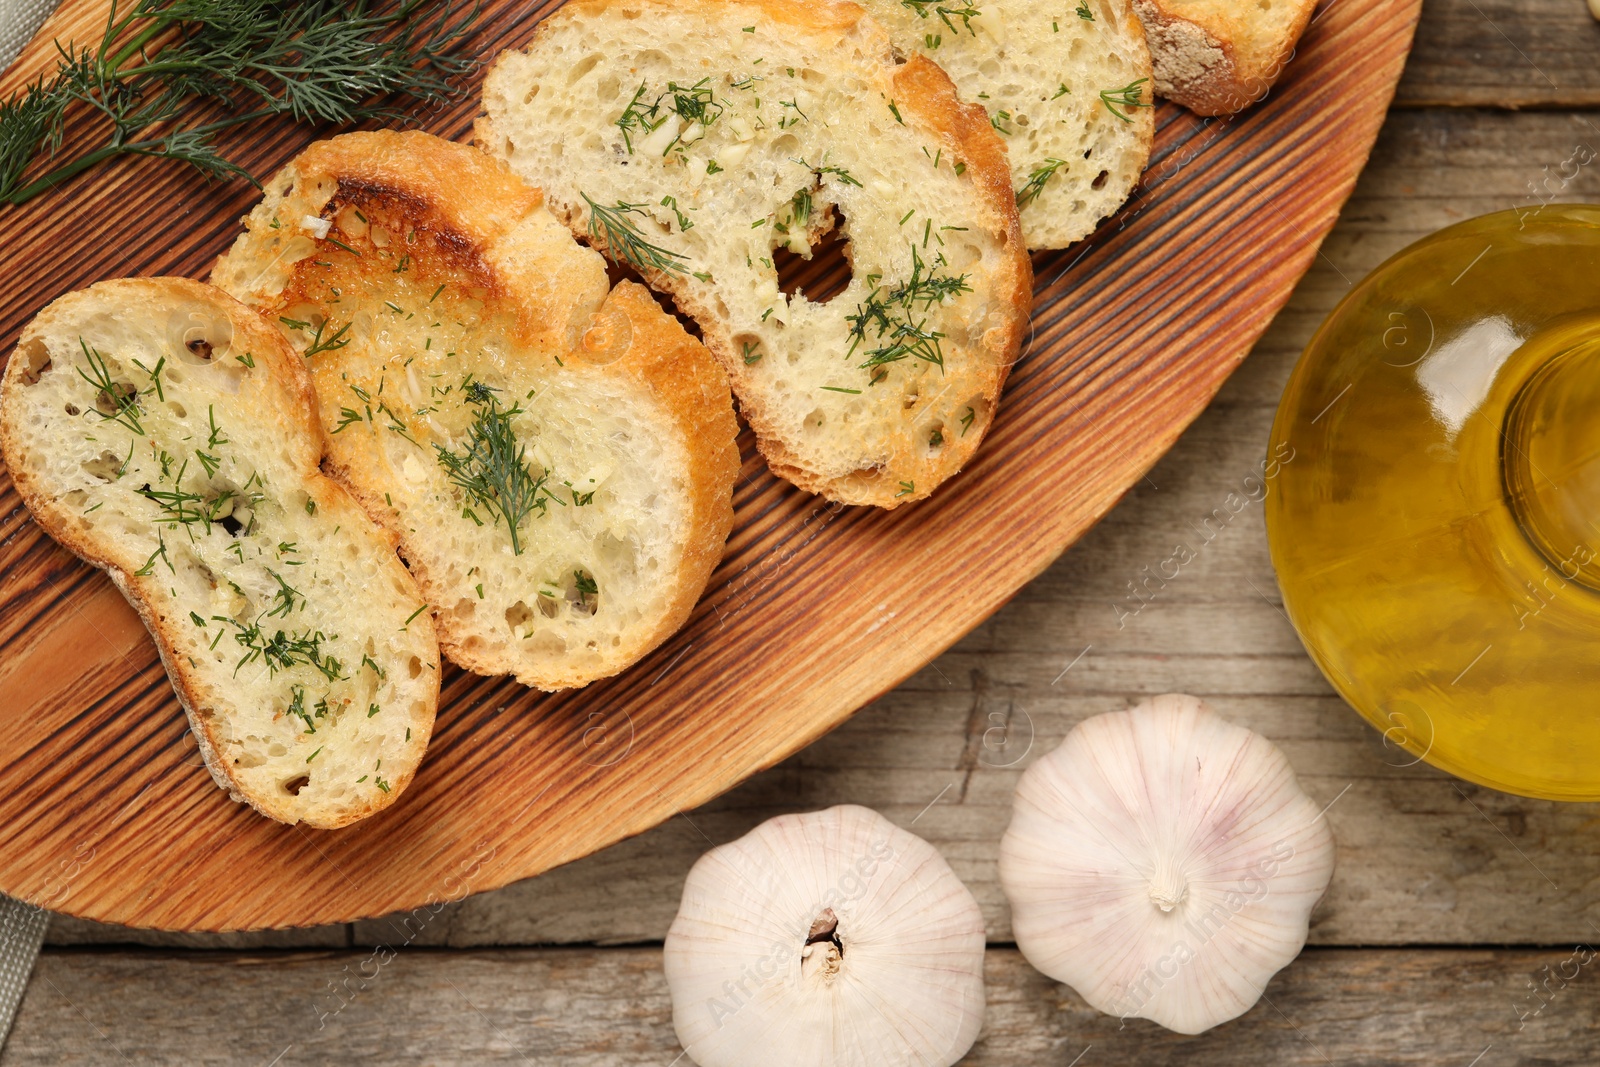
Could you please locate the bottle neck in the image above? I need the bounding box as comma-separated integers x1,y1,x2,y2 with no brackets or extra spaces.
1503,331,1600,592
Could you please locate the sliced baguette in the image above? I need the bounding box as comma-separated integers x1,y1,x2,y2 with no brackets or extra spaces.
213,131,740,691
476,0,1032,508
1133,0,1316,115
0,278,439,829
853,0,1154,249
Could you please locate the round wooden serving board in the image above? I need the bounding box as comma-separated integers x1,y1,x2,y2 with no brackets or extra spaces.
0,0,1419,930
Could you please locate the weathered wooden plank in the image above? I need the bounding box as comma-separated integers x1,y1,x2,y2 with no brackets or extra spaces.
40,918,349,950
3,946,1593,1065
1398,0,1600,108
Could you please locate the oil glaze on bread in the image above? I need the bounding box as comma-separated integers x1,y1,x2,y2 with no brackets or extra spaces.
214,131,740,691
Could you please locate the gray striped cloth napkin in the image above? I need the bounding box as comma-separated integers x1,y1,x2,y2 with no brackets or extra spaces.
0,0,57,70
0,900,48,1051
0,0,64,1053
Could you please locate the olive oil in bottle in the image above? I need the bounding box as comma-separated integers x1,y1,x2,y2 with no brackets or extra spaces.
1266,205,1600,800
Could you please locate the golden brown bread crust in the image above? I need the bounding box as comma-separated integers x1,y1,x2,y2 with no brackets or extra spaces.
590,280,741,647
1134,0,1316,116
741,0,863,31
0,278,439,829
214,131,738,688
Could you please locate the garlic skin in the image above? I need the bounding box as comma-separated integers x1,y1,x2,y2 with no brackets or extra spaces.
664,804,986,1067
999,694,1335,1035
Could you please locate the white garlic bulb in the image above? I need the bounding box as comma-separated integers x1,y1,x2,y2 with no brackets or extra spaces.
664,804,986,1067
999,693,1335,1035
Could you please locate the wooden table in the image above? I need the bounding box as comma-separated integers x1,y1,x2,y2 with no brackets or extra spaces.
5,1,1600,1062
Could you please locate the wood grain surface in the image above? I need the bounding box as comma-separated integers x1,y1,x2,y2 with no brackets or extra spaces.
7,946,1596,1065
5,1,1600,1061
0,0,1421,930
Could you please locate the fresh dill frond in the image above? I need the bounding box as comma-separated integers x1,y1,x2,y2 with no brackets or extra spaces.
845,247,972,378
792,158,864,189
233,624,346,681
0,0,481,206
615,82,668,153
667,78,723,127
615,78,724,155
782,187,813,232
75,340,143,435
134,532,170,576
582,192,693,276
573,569,598,612
286,685,313,731
280,317,352,358
1100,79,1150,123
332,407,366,433
132,355,166,401
1016,158,1067,207
899,0,982,35
137,460,204,526
660,194,693,232
434,382,548,555
265,570,305,619
206,404,227,449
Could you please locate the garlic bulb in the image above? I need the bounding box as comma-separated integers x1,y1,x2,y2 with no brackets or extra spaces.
664,804,986,1067
998,694,1335,1035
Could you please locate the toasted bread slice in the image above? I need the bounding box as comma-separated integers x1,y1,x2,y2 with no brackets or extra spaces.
1133,0,1316,115
0,278,439,829
854,0,1154,249
476,0,1031,508
213,131,739,691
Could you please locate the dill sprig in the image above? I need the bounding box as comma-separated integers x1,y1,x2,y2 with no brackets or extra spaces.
899,0,981,35
573,569,598,613
1016,157,1067,207
233,623,345,681
137,462,262,537
434,381,548,555
279,316,351,358
1100,79,1150,123
794,158,864,188
582,192,693,276
615,78,723,155
773,187,812,236
265,570,305,619
0,0,480,207
615,83,667,153
75,339,144,434
845,247,972,379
